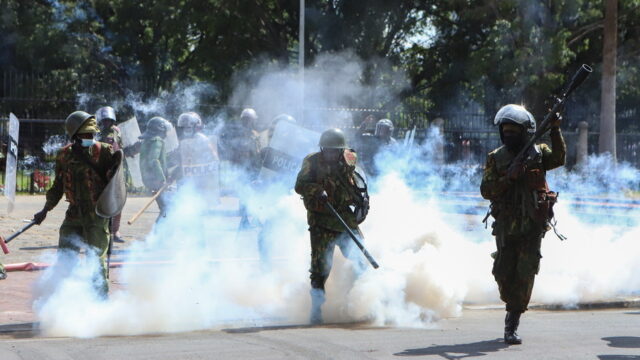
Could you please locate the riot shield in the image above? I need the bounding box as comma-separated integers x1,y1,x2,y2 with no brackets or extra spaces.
118,117,144,188
165,121,179,153
4,114,20,213
96,150,127,218
179,133,220,203
258,121,321,182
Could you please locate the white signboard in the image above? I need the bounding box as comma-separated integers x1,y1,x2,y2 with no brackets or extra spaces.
4,113,19,213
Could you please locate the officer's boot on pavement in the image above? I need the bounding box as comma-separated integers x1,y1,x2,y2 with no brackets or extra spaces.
504,311,522,344
309,288,326,325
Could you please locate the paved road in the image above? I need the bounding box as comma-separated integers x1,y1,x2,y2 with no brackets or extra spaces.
0,309,638,359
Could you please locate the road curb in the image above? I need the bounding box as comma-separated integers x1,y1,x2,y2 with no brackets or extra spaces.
529,299,640,311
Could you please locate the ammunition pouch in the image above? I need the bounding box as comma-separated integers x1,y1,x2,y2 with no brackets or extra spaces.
534,190,558,225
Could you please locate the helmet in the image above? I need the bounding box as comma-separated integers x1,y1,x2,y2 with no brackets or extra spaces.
494,104,536,135
96,106,116,124
142,116,169,138
374,119,394,136
271,113,295,125
240,108,258,122
65,111,94,137
319,128,347,149
177,112,202,129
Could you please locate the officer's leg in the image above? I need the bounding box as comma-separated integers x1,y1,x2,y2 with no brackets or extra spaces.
0,262,6,280
309,227,338,324
110,213,124,242
493,241,524,344
257,218,271,268
155,191,169,223
83,214,111,298
50,215,85,291
336,230,367,276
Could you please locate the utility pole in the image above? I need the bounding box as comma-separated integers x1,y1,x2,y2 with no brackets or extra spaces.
299,0,305,123
598,0,617,161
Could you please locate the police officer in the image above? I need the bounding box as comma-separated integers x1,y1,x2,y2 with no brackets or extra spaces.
176,112,220,199
220,108,262,179
295,128,367,324
480,104,566,344
33,111,120,297
374,119,396,145
96,106,125,242
140,117,171,221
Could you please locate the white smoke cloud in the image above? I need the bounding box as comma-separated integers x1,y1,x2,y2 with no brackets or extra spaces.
32,53,640,338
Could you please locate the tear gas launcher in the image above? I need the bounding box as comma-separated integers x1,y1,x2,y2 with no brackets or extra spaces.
0,220,37,254
510,64,592,168
325,202,379,269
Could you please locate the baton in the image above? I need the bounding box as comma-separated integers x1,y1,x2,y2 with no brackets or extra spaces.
325,202,379,269
0,220,37,254
127,181,172,225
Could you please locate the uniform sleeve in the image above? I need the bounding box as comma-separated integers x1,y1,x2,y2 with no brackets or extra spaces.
480,154,511,201
295,155,323,198
542,127,566,171
44,155,64,210
147,139,167,184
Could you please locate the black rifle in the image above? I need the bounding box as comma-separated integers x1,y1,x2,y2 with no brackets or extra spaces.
510,64,592,169
324,202,379,269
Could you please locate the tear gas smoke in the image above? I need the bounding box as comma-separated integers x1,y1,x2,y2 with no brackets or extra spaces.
42,135,68,155
33,54,640,338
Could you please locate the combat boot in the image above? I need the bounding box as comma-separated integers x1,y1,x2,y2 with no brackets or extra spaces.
504,311,522,344
310,288,326,325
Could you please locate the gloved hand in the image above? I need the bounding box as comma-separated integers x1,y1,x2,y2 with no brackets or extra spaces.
317,190,329,205
507,162,526,181
550,112,563,128
33,208,48,225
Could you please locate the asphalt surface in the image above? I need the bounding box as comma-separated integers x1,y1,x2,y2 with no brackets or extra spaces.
2,195,639,359
0,309,638,359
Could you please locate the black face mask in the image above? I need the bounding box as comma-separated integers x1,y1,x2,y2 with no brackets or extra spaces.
503,133,524,152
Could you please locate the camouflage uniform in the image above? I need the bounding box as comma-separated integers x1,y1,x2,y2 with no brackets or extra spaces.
140,135,169,220
99,125,124,234
0,262,6,279
480,127,566,312
45,141,117,296
294,149,365,291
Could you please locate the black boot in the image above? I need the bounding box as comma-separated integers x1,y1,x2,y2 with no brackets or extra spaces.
504,311,522,344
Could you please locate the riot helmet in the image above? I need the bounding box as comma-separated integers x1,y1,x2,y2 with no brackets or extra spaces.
374,119,394,139
141,116,169,139
65,111,97,138
240,108,258,128
96,106,116,124
494,104,536,150
319,128,348,149
177,112,203,138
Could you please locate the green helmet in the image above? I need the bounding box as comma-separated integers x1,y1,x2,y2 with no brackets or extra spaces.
319,128,347,149
65,111,94,137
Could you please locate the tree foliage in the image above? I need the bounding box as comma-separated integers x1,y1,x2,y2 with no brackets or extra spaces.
0,0,638,130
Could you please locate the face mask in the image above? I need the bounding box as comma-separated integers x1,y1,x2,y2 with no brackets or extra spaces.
183,128,194,137
81,138,96,147
503,134,523,152
321,148,343,162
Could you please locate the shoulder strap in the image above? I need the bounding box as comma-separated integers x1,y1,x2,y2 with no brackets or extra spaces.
72,143,109,183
